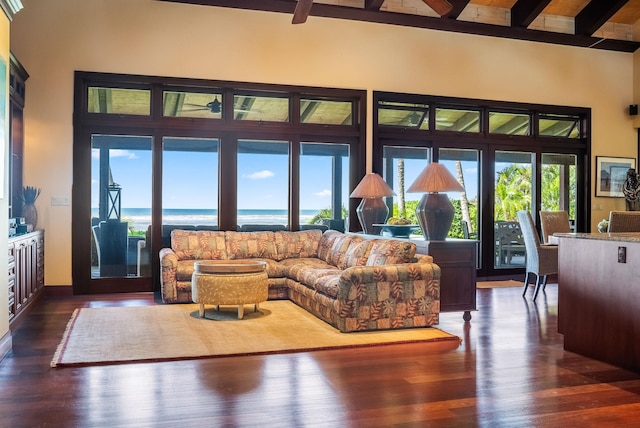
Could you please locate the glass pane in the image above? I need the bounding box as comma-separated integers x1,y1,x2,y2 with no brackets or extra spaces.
539,115,580,138
439,149,480,241
378,102,429,129
162,137,219,230
382,146,433,237
237,140,289,227
489,112,531,135
91,135,152,278
300,99,353,125
494,151,532,269
163,91,222,119
233,95,289,122
87,87,151,115
435,108,480,132
300,142,350,231
541,153,577,228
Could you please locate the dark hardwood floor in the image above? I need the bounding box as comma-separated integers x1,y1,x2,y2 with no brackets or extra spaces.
2,284,640,427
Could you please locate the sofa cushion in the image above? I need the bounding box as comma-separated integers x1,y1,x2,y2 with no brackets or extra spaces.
171,230,227,260
279,257,335,281
274,230,322,260
225,231,278,259
326,233,357,267
366,239,417,265
311,274,341,298
338,238,373,269
175,258,285,282
317,230,344,263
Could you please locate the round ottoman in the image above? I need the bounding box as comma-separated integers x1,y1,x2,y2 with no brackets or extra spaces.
191,260,268,319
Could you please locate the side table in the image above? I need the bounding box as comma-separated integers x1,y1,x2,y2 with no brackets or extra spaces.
412,239,477,322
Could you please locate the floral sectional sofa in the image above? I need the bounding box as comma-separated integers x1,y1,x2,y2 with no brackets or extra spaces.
160,229,441,332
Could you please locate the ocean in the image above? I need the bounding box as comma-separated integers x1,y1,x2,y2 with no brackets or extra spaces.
92,208,321,232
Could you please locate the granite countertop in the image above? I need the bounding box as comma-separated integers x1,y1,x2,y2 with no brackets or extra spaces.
554,232,640,243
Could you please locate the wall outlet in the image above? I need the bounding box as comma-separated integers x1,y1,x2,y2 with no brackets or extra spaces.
51,196,70,206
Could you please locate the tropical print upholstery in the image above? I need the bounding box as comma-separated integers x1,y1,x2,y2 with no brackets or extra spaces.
274,229,322,260
225,231,278,259
171,230,227,260
366,239,417,265
160,229,440,332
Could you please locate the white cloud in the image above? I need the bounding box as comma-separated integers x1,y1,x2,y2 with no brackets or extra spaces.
91,149,138,159
243,170,274,179
110,149,138,159
314,189,331,197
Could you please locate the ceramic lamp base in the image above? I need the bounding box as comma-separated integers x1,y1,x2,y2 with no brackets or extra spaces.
356,198,389,235
415,193,454,241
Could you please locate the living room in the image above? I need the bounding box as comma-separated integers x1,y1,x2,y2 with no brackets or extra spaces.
2,0,640,425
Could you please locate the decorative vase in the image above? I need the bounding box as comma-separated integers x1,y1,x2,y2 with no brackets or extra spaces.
23,203,38,229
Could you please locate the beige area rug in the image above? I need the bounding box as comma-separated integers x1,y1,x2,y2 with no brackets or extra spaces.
476,279,524,289
51,300,460,368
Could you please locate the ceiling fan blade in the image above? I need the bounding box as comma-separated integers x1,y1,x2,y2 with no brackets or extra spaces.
292,0,313,24
422,0,453,16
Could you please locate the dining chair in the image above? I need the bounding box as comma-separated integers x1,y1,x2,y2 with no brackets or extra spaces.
539,211,571,244
517,211,558,301
607,211,640,232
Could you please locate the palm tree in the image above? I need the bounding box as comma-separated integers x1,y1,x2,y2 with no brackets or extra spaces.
455,160,472,233
397,159,406,218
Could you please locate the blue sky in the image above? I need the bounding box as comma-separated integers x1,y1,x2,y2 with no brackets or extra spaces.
92,149,479,211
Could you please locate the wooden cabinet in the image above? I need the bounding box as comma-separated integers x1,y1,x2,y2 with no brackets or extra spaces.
8,231,44,325
412,239,477,321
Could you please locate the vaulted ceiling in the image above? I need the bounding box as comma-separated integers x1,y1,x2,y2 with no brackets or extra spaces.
160,0,640,52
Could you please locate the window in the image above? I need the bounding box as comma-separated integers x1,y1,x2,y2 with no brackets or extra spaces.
237,140,289,227
435,107,480,132
87,87,151,115
378,102,429,129
163,91,223,119
374,91,588,277
74,72,365,294
300,99,353,125
233,94,289,122
489,111,530,135
539,114,580,138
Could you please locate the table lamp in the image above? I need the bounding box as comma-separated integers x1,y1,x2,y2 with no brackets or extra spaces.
407,162,464,240
350,173,395,235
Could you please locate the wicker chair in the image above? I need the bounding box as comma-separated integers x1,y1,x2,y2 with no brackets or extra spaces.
517,211,558,301
539,211,571,244
607,211,640,232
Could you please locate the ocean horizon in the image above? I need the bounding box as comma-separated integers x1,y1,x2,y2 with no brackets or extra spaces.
92,208,325,231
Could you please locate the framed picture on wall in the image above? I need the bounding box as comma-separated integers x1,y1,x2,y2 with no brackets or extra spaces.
596,156,636,197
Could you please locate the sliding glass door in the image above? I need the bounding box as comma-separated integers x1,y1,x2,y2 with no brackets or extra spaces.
91,134,152,280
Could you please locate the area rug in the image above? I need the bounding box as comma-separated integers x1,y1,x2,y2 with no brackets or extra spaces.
51,300,460,368
476,279,523,289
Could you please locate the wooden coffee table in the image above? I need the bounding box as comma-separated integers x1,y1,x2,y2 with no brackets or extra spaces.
191,260,268,319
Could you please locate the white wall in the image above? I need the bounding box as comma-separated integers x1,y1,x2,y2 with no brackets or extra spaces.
10,0,638,286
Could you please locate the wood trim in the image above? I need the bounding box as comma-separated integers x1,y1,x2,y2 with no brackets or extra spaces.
157,0,640,52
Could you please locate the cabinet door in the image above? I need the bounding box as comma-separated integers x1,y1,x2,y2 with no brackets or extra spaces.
8,242,16,320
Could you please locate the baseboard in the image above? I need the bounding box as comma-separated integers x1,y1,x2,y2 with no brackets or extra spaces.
0,330,12,362
44,285,74,297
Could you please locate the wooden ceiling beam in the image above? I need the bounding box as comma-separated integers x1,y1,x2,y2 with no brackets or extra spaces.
447,0,470,20
364,0,385,11
156,0,640,52
511,0,552,28
422,0,453,17
292,0,313,24
575,0,629,36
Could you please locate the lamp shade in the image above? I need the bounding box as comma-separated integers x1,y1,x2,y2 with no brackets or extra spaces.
350,173,396,198
350,173,395,235
407,163,464,241
407,162,464,193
